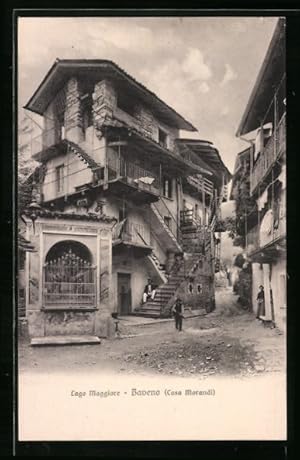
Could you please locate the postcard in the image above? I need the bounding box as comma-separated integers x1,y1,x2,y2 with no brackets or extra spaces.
17,15,286,441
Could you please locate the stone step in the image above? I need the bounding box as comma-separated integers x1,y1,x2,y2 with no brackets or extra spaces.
130,311,161,318
134,308,162,314
136,306,162,312
152,296,172,303
31,335,101,346
157,289,178,296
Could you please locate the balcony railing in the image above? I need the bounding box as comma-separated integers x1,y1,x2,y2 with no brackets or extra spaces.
251,112,286,194
246,212,286,255
113,219,150,246
180,209,202,227
186,175,214,196
107,147,160,195
152,198,182,244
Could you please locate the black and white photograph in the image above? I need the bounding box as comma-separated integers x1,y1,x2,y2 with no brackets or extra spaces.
17,15,286,441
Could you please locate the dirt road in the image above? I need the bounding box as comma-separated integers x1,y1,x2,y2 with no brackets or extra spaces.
18,287,285,379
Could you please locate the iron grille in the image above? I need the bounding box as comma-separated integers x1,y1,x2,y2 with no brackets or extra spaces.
43,248,96,307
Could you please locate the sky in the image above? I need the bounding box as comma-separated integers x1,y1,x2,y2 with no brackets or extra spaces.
18,16,278,173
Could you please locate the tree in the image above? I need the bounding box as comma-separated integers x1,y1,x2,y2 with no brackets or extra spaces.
18,147,39,214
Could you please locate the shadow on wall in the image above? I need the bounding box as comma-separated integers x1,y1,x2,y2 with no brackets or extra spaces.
232,254,252,310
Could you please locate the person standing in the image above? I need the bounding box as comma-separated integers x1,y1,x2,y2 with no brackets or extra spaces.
256,285,265,319
172,297,185,331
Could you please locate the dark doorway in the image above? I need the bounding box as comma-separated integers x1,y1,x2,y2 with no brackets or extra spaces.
117,273,132,315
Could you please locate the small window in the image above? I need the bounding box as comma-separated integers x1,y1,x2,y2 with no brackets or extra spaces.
158,128,168,148
197,284,203,294
188,283,194,294
163,178,172,199
164,216,171,228
56,165,65,193
83,107,93,135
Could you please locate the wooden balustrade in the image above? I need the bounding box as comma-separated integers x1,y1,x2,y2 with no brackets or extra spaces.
107,147,160,193
251,113,286,194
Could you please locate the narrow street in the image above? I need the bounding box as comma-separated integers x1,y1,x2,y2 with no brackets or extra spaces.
19,287,285,379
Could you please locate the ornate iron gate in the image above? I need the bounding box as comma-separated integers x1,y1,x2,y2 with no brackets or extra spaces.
43,248,96,307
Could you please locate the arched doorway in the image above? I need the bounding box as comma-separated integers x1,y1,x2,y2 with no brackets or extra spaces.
43,241,96,307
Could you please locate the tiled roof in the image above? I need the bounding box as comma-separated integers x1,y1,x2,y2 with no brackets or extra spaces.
24,59,196,131
66,140,100,170
22,207,117,223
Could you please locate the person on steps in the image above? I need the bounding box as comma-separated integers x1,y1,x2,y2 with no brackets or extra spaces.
142,278,156,304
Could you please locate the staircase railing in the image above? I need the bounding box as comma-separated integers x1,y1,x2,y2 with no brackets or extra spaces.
151,198,182,245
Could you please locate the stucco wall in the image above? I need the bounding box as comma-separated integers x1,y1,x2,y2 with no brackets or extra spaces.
80,128,106,165
270,256,286,331
42,150,93,202
251,256,286,331
112,251,151,312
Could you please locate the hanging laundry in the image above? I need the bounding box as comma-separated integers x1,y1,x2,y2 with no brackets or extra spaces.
112,218,127,240
260,209,274,247
254,128,263,160
278,164,286,190
256,187,268,211
134,176,155,185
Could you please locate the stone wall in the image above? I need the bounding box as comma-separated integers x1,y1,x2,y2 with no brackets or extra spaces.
161,254,215,317
135,105,156,139
64,77,84,144
92,80,117,131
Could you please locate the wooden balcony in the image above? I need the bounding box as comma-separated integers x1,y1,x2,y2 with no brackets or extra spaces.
106,147,160,203
250,113,286,194
180,209,201,227
112,219,152,255
185,175,214,197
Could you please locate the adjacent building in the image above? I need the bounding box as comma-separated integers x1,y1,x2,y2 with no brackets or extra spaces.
235,18,286,330
20,59,230,342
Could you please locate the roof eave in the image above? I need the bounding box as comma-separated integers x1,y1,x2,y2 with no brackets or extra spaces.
177,138,232,180
236,18,285,137
24,59,197,132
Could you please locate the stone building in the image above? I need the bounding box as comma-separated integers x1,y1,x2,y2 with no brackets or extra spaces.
234,18,286,330
21,59,230,342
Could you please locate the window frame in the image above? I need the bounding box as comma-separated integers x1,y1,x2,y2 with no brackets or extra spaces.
163,177,173,199
158,127,168,149
56,164,65,194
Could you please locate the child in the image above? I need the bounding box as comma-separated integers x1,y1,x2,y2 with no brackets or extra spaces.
172,297,185,332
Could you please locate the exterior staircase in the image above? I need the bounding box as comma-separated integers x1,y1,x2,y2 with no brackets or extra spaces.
150,202,182,253
146,252,168,284
133,201,215,318
133,252,204,318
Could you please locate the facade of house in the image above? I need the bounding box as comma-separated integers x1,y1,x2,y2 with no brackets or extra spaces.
21,59,230,341
235,18,286,330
